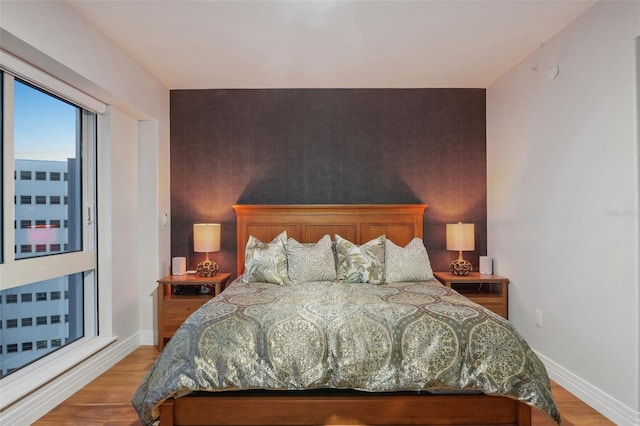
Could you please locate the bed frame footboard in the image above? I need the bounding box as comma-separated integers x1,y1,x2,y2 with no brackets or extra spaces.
159,391,532,426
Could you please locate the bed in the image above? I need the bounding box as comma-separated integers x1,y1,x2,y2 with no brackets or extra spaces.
133,204,560,426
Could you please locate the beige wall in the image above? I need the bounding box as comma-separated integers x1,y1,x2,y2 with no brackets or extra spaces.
487,2,639,424
0,1,170,422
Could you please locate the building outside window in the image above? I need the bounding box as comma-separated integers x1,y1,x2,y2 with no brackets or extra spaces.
0,70,98,379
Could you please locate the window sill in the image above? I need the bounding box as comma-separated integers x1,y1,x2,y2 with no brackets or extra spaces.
0,335,116,410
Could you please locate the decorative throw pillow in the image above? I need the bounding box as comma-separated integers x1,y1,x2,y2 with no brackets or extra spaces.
285,234,337,284
242,231,288,285
335,234,386,284
385,238,434,283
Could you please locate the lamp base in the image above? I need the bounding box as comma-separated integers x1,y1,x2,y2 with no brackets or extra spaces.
196,259,219,277
449,259,473,276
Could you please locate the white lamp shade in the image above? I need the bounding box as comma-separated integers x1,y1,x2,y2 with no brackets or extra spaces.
193,223,221,253
446,222,474,251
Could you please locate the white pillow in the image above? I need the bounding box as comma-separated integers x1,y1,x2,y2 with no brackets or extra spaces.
242,231,288,285
335,234,385,284
285,235,337,284
385,238,434,283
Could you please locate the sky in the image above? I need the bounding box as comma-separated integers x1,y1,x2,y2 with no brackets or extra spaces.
13,79,79,162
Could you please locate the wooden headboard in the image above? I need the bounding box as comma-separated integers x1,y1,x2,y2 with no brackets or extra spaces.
232,204,427,277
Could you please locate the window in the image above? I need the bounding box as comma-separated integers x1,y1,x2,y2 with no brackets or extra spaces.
0,68,99,380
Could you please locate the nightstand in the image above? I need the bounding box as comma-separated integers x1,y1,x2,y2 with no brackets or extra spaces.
433,272,509,319
157,273,231,350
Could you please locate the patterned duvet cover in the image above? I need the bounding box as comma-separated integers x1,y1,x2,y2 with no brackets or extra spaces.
133,279,560,425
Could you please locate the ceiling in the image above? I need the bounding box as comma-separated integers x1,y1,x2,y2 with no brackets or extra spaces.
68,0,596,90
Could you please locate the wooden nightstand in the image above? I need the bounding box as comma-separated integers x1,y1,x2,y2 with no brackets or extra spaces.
157,273,231,350
433,272,509,319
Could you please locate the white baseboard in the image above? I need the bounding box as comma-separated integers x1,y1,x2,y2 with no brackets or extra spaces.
536,351,640,426
0,332,142,425
139,329,155,346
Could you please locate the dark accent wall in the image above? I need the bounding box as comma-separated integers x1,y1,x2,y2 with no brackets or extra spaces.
170,89,486,277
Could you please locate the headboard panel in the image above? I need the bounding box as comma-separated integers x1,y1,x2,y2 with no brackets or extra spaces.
233,204,427,277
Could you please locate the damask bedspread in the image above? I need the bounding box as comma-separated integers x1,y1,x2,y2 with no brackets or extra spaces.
133,279,560,425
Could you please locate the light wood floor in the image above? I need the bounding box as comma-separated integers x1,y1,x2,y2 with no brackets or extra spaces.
34,345,614,425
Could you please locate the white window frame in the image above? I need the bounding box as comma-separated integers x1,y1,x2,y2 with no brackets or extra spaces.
0,51,113,410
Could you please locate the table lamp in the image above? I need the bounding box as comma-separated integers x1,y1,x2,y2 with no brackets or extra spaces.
193,223,221,276
446,222,474,276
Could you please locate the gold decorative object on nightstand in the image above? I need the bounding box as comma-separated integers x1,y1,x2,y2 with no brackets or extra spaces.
446,222,474,275
193,223,220,276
